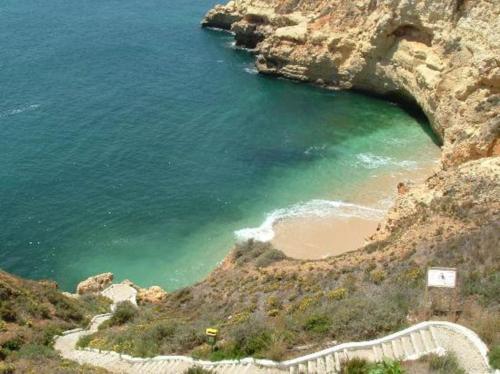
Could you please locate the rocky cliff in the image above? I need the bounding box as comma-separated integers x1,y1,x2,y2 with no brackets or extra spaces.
202,0,499,167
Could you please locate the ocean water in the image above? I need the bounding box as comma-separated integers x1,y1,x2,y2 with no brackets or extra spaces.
0,0,440,291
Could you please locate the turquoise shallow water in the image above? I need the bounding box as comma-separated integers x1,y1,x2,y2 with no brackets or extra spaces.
0,0,439,291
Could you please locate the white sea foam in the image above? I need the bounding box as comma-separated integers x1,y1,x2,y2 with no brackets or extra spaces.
304,144,327,156
227,41,255,52
1,104,40,118
205,26,235,35
356,152,418,169
234,199,384,243
244,66,258,75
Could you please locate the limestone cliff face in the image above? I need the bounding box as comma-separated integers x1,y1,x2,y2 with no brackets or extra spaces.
202,0,499,167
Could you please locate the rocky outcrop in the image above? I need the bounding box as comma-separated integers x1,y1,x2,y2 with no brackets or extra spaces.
119,279,168,304
76,272,113,295
137,286,168,304
201,1,242,30
202,0,499,168
372,156,500,242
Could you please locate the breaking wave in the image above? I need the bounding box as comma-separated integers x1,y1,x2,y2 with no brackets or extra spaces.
244,66,258,75
234,199,384,243
356,153,417,169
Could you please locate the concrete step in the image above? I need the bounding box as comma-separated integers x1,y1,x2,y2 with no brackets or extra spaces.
372,345,381,361
334,351,341,372
391,339,404,360
380,341,395,360
315,357,326,373
307,358,317,373
429,326,440,349
240,363,256,374
137,360,160,373
298,363,307,373
148,360,166,373
345,348,368,362
163,360,189,374
410,332,424,355
220,364,239,373
325,354,335,373
419,329,432,352
401,335,415,357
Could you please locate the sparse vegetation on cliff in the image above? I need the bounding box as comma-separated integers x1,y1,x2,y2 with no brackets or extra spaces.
0,271,110,373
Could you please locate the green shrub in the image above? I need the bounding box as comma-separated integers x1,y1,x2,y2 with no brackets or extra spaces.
255,249,286,268
184,367,214,374
80,294,113,314
36,323,63,346
341,358,404,374
76,334,93,349
327,287,347,301
342,357,370,373
15,343,57,359
369,359,404,374
0,303,17,322
462,271,500,306
47,291,86,323
370,270,387,285
304,314,331,334
236,242,285,270
0,362,15,374
2,336,23,352
210,320,274,359
109,301,137,326
489,345,500,369
240,330,272,356
427,353,465,374
266,296,281,310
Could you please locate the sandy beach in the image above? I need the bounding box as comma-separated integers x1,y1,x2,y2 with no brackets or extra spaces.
271,162,439,259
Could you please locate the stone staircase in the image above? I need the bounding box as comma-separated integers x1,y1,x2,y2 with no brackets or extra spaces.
283,324,471,373
54,284,492,373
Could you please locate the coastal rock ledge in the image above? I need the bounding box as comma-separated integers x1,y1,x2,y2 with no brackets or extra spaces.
76,272,114,295
202,0,499,167
76,274,168,304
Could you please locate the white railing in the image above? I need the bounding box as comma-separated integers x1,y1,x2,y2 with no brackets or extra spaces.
65,319,491,372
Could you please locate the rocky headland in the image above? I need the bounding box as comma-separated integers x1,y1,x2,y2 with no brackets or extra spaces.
202,0,499,167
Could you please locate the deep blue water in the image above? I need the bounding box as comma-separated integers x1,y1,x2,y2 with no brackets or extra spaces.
0,0,439,291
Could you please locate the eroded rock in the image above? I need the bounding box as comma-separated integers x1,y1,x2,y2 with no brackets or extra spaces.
76,272,113,295
202,0,500,168
118,279,168,304
137,286,168,304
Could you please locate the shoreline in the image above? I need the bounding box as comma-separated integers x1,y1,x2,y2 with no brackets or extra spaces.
270,161,439,260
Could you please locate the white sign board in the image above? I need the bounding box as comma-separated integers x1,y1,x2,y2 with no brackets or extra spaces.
427,267,457,288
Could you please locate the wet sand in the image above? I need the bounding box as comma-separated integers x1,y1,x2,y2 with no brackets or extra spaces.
271,162,439,260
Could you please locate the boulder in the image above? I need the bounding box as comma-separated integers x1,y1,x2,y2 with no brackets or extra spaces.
76,272,113,295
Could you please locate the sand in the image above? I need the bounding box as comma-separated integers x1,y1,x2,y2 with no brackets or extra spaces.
272,216,378,259
271,162,438,260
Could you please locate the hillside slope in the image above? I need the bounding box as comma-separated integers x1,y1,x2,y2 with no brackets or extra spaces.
0,271,110,373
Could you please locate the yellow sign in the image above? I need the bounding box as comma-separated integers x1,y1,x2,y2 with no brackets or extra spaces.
206,328,218,337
